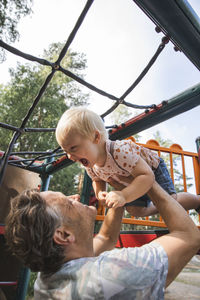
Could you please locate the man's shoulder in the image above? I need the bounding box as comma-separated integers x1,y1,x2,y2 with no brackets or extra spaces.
98,244,168,299
100,242,167,267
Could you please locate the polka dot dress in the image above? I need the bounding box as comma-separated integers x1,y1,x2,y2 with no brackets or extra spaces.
86,140,160,186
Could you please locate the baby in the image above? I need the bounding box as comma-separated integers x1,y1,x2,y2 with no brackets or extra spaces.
55,107,200,216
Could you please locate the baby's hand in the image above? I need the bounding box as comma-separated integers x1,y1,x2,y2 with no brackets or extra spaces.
97,191,108,205
105,191,126,208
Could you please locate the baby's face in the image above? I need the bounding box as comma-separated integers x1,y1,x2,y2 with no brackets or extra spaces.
61,132,100,168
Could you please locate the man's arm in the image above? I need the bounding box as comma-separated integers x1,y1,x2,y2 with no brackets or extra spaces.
93,206,124,256
148,182,200,287
108,176,200,287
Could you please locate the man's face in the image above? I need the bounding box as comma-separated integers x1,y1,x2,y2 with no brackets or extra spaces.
41,191,97,232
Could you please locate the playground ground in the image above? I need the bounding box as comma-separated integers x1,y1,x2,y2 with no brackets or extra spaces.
165,255,200,300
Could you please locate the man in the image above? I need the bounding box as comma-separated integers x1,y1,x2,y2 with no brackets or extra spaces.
5,180,200,299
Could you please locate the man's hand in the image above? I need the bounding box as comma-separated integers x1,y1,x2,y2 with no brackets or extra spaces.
105,190,126,208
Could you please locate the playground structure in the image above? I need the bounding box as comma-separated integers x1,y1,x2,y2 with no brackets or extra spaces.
0,0,200,299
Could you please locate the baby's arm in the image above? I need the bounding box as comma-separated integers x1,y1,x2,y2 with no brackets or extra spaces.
93,180,107,204
106,157,155,208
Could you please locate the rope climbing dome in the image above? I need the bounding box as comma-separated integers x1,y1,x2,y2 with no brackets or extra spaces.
0,1,200,299
0,0,200,186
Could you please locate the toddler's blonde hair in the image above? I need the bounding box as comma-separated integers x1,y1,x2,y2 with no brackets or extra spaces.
56,107,108,147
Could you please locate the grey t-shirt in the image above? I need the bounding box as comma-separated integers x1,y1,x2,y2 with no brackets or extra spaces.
34,242,168,300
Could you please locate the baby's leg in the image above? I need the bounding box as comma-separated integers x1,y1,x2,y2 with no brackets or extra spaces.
126,202,158,217
126,193,200,217
125,193,158,217
154,158,200,213
171,192,200,212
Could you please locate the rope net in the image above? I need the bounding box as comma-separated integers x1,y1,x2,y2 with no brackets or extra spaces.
0,0,196,184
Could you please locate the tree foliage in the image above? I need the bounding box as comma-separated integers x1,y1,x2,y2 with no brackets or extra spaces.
0,42,88,194
109,104,132,125
0,43,88,152
0,0,33,61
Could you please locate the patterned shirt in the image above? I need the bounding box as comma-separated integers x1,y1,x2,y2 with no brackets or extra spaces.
86,139,160,186
34,242,168,300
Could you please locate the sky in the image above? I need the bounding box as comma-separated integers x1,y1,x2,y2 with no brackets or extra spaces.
0,0,200,154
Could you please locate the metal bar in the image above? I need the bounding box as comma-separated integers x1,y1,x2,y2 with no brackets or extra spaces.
192,156,200,195
169,152,174,184
14,267,30,300
132,0,200,70
181,154,187,192
81,171,92,205
40,156,54,191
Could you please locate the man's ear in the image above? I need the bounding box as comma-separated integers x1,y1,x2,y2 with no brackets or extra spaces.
53,226,75,246
94,130,101,144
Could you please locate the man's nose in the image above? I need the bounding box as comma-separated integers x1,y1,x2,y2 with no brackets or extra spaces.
68,194,80,202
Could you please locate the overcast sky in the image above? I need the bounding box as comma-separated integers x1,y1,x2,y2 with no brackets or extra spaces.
1,0,200,154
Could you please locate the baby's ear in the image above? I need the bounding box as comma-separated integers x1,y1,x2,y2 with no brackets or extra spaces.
94,130,101,143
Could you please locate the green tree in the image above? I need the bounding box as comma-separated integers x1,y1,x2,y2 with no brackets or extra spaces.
153,131,173,147
0,42,88,195
109,104,132,125
26,272,37,299
0,43,88,151
0,0,33,61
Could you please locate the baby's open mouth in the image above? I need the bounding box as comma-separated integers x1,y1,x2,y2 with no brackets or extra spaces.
80,158,89,167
